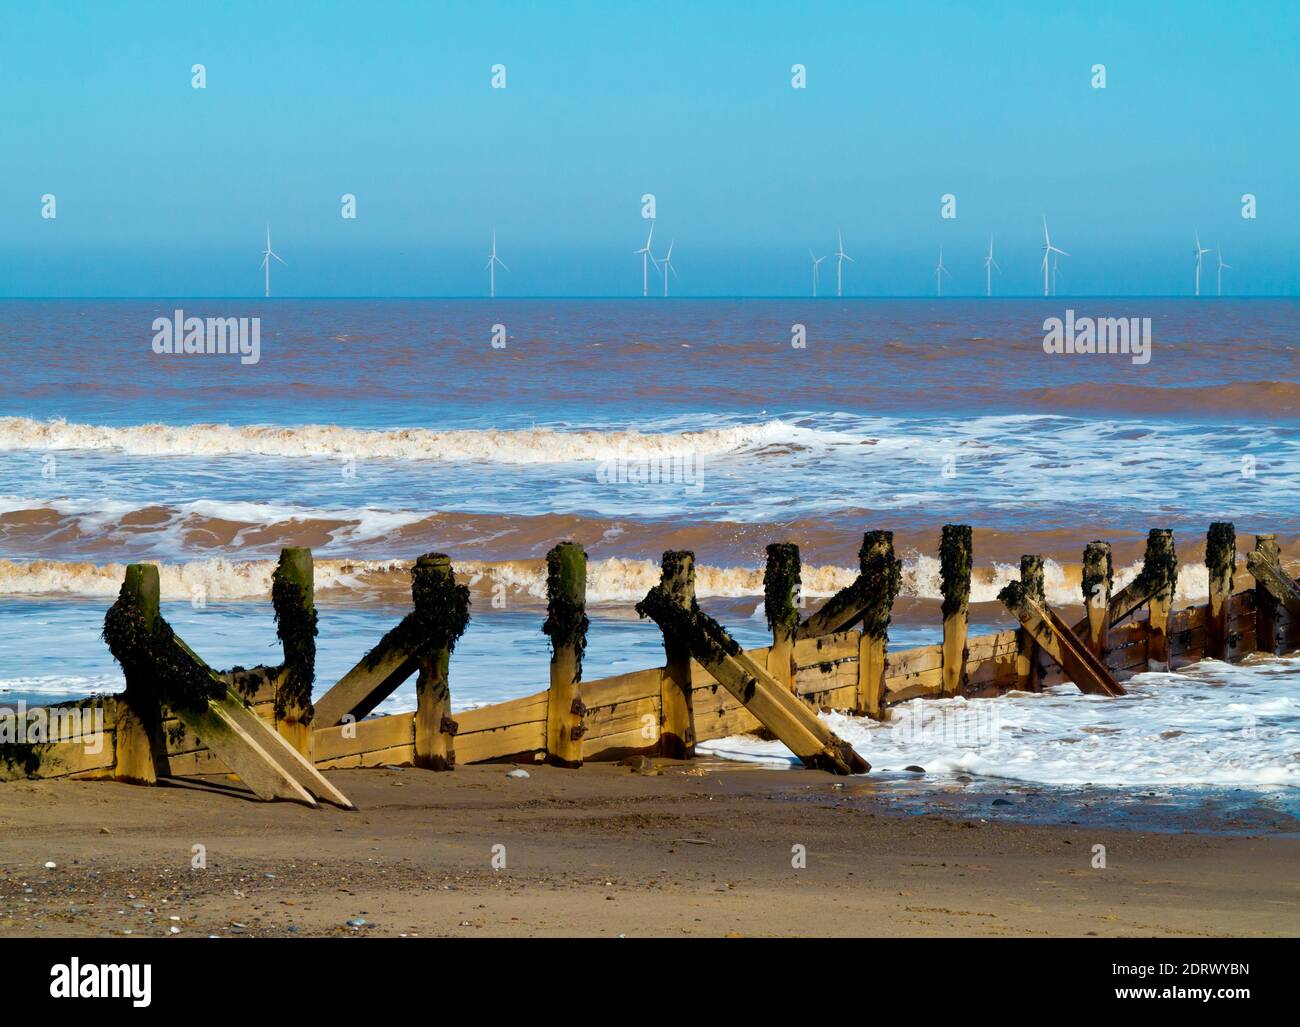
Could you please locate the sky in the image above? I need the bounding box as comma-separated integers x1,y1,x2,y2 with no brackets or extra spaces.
1,0,1297,297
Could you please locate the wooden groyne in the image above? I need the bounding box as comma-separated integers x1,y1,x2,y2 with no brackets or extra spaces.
3,522,1297,804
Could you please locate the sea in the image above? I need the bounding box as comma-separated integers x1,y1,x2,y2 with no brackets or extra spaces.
1,298,1297,820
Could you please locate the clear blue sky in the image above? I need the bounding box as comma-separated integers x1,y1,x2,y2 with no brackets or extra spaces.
1,0,1296,296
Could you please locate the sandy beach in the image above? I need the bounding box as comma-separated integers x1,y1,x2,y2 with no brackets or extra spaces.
2,761,1296,939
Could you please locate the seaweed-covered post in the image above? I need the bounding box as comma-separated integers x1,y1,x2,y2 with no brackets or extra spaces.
543,541,588,768
1253,533,1280,654
272,547,316,757
1205,523,1236,660
1081,541,1113,660
108,564,166,784
764,543,801,692
939,525,971,697
657,550,696,759
1014,555,1045,692
856,531,901,718
1144,528,1177,671
411,554,470,771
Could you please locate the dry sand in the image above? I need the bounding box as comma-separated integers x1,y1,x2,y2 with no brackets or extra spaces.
1,760,1296,938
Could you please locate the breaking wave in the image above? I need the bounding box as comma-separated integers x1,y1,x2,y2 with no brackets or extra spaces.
0,554,1220,607
0,416,805,465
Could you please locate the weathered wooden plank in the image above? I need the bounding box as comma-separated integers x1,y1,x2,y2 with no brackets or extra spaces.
793,630,860,667
454,691,549,735
1000,581,1125,697
583,667,664,710
455,720,547,764
314,713,414,763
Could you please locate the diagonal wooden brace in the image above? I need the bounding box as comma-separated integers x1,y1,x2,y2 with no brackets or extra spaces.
637,586,870,774
1000,582,1125,697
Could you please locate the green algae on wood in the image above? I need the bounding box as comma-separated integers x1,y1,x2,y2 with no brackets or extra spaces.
542,541,589,682
860,530,902,641
102,565,224,716
938,525,972,620
939,525,972,696
1081,541,1113,606
361,554,471,670
412,554,464,771
763,543,801,642
657,550,697,759
271,547,318,724
1205,523,1236,660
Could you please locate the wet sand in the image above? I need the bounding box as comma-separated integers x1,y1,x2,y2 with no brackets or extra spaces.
1,761,1296,938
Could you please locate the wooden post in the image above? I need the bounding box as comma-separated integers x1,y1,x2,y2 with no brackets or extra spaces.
764,543,800,693
272,547,315,757
111,563,166,785
657,550,696,759
1205,523,1236,661
855,530,900,719
939,525,971,697
1253,534,1280,654
1144,528,1176,671
544,541,588,768
412,554,464,771
1081,541,1112,660
1015,555,1044,692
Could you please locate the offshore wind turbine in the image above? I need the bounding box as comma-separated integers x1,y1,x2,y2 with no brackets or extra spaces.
486,230,509,298
983,235,1001,297
655,239,678,297
1040,217,1068,297
1193,231,1211,296
634,221,656,297
934,246,951,297
260,224,285,298
1216,248,1232,296
809,249,827,297
834,229,853,297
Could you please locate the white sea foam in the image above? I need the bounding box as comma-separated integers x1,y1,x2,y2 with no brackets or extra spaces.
0,416,805,465
699,655,1300,790
0,553,1218,606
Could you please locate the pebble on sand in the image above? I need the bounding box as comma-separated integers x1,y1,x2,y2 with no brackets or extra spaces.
506,769,530,779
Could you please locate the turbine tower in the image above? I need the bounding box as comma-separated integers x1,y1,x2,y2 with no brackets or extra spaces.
1216,248,1232,296
486,231,509,298
1193,231,1211,296
655,239,678,297
983,235,1001,297
934,246,951,297
1040,217,1068,297
634,221,656,297
809,249,827,297
260,224,286,298
834,229,853,297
